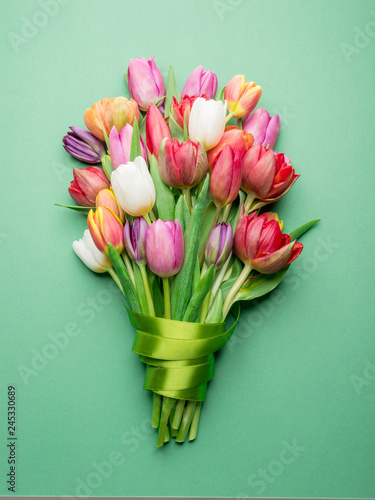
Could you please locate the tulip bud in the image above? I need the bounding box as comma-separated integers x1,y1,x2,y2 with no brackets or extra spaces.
68,166,110,206
169,96,199,129
242,108,280,149
205,223,233,268
73,229,112,273
158,138,208,189
182,65,218,99
63,127,106,164
87,207,124,255
188,97,227,150
84,97,139,141
146,102,172,159
109,124,147,170
123,218,148,265
225,75,262,118
234,211,303,274
146,220,184,278
96,188,125,222
207,126,254,169
111,156,156,217
127,56,166,112
209,145,242,207
242,145,299,202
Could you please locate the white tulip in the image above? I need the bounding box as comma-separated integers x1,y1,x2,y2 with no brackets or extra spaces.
188,98,227,150
111,156,156,216
73,229,112,273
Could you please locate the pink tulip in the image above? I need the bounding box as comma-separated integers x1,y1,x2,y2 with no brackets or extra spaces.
182,65,218,99
109,124,147,169
242,108,280,149
146,220,184,278
127,56,166,112
209,145,242,207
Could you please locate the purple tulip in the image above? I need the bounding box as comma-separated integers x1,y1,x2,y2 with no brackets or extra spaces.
124,218,148,265
205,223,233,268
127,56,166,112
242,108,280,149
109,124,147,170
182,65,218,99
146,220,184,278
63,127,106,164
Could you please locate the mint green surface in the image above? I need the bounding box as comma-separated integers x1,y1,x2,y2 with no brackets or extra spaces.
1,0,375,497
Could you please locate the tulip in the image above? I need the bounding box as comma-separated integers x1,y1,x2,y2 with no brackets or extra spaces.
87,207,124,255
146,220,184,278
123,218,148,265
207,126,254,169
63,127,106,164
188,97,227,150
205,223,233,268
111,156,155,217
84,97,139,141
242,145,299,202
209,145,242,207
242,108,280,149
109,124,147,170
225,75,262,119
169,96,198,129
158,138,208,189
95,188,125,222
234,211,303,274
181,65,218,99
73,229,112,273
146,102,172,159
68,166,110,206
127,56,166,112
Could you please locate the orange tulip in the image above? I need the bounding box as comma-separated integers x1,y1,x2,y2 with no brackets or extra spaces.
207,126,254,169
225,75,262,119
84,97,139,141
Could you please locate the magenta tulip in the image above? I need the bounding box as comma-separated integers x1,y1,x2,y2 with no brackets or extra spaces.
127,56,166,112
146,220,184,278
109,124,147,170
242,108,280,149
182,65,218,99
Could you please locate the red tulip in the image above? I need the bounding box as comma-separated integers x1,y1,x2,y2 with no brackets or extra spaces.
234,211,303,274
68,166,110,206
207,126,253,169
145,102,172,159
209,145,242,207
170,95,200,129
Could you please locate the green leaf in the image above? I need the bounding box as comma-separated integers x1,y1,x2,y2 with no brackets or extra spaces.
171,176,209,320
183,265,215,322
220,276,237,303
198,201,217,253
54,203,92,214
216,86,226,103
164,65,180,119
236,267,289,302
183,112,189,141
130,118,141,161
148,271,164,318
168,113,184,141
108,244,141,313
139,112,147,146
132,262,147,315
102,125,110,150
289,219,321,240
174,194,190,233
228,190,246,232
150,155,175,220
101,154,113,180
192,257,200,293
124,70,128,86
206,289,223,324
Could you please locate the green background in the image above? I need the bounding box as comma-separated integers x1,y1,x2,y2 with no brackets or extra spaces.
1,0,375,497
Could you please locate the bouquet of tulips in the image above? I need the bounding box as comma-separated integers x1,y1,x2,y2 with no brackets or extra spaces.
59,56,319,447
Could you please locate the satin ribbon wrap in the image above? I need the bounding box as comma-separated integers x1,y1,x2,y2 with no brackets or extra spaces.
127,308,239,401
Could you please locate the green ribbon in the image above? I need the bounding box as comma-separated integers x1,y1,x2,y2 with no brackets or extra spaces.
127,308,240,401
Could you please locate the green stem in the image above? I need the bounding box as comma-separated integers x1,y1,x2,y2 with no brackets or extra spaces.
143,212,152,226
222,203,232,223
244,193,256,213
208,253,232,308
235,118,243,130
107,267,124,294
149,209,157,222
176,401,196,443
189,401,202,441
139,265,155,316
200,293,210,323
172,399,186,430
182,188,192,213
121,253,135,287
225,111,234,124
152,393,162,428
157,397,176,447
163,278,171,319
222,264,252,319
